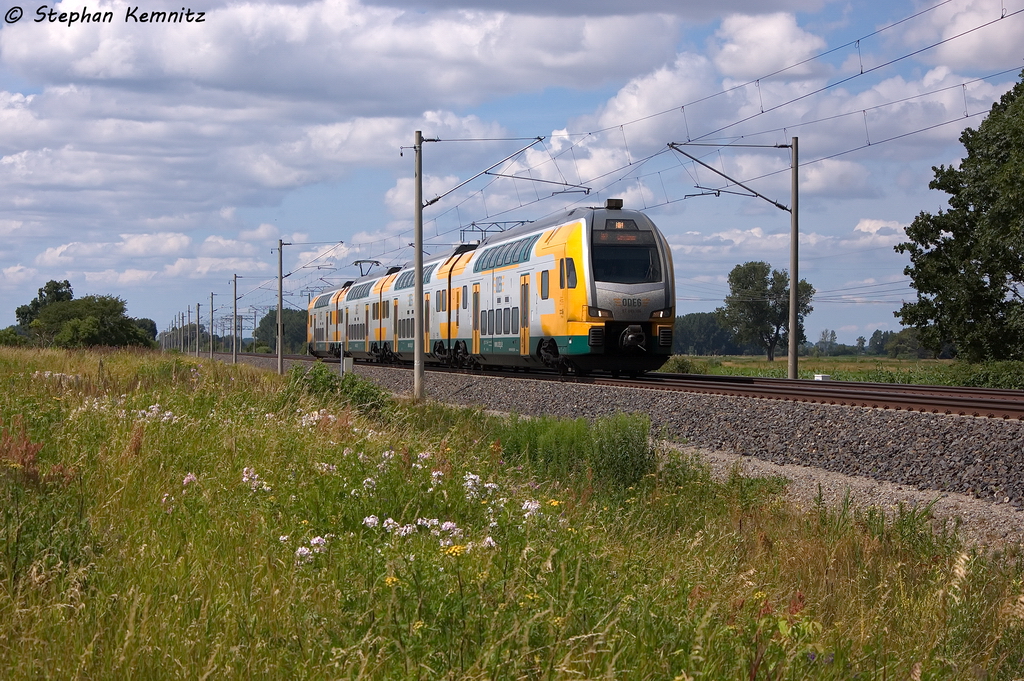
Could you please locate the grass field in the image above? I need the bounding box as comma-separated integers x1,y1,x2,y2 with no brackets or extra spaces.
659,354,1024,388
2,347,1024,678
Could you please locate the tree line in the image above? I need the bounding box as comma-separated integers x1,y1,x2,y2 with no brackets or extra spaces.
0,280,156,348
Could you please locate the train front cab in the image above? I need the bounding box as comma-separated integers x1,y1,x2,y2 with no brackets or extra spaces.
569,202,674,374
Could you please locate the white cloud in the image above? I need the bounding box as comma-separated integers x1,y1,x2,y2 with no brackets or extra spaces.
1,264,39,287
711,13,828,80
162,257,270,277
240,223,280,241
200,235,257,257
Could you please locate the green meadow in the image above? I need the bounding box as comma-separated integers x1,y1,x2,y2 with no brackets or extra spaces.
2,347,1023,679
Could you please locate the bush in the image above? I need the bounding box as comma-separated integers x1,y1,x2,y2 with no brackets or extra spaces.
658,355,710,374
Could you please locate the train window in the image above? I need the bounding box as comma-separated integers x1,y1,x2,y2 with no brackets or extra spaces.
541,270,549,299
512,307,520,331
591,236,661,284
559,259,565,289
480,309,486,335
488,309,494,335
462,285,468,309
500,308,507,335
566,258,578,288
503,241,518,264
442,289,447,312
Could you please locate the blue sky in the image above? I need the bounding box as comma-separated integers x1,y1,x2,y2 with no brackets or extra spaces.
1,0,1022,345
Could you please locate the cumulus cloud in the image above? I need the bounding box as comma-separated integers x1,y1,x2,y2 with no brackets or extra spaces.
1,264,39,287
711,13,828,80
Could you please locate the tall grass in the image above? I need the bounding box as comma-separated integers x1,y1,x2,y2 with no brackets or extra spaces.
1,348,1023,678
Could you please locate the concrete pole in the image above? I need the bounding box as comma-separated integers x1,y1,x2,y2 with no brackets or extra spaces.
209,292,214,360
414,130,425,401
195,303,201,358
277,239,284,375
788,136,799,380
232,274,238,364
187,307,191,354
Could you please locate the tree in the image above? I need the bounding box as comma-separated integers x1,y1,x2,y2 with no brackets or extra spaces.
254,308,308,354
855,336,867,354
31,296,153,348
868,329,894,355
896,71,1024,362
672,312,745,355
15,280,73,326
716,261,814,361
134,318,158,341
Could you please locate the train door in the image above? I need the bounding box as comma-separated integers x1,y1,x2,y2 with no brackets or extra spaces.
472,283,480,354
519,273,530,357
343,308,349,354
392,298,399,348
364,304,369,347
424,292,431,354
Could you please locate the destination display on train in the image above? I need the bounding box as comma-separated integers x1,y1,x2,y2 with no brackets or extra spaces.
593,231,656,244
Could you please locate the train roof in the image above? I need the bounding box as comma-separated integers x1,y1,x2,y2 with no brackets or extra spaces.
315,201,655,297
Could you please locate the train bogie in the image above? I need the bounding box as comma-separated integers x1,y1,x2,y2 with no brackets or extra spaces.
308,199,675,375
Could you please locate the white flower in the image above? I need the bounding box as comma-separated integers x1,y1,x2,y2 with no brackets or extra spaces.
310,536,327,553
295,546,313,564
482,536,497,548
182,472,197,487
522,500,541,518
363,515,379,528
382,518,399,532
363,477,376,490
279,535,289,543
463,473,481,499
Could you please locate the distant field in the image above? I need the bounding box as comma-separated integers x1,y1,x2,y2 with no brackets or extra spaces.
2,348,1024,678
660,354,1024,388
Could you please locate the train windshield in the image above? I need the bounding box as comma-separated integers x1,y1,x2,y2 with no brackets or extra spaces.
591,230,662,284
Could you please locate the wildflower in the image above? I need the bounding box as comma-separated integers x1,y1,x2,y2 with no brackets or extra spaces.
547,499,560,507
384,576,400,587
522,500,541,518
363,515,379,528
182,472,197,487
363,477,376,490
416,517,439,528
310,536,327,553
481,536,497,548
295,546,313,564
382,518,399,532
394,524,417,537
443,544,466,557
315,462,337,474
464,473,481,499
440,521,462,537
279,535,289,543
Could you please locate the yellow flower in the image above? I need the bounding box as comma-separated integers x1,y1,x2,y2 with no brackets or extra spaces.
443,544,466,557
547,499,560,507
412,620,425,632
385,576,400,588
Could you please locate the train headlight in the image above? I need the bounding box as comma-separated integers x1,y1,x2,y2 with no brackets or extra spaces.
650,308,673,319
587,306,613,319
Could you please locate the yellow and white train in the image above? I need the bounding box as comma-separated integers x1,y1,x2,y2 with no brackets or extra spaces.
307,199,675,375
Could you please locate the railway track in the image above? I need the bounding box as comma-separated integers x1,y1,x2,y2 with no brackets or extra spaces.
219,353,1024,421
